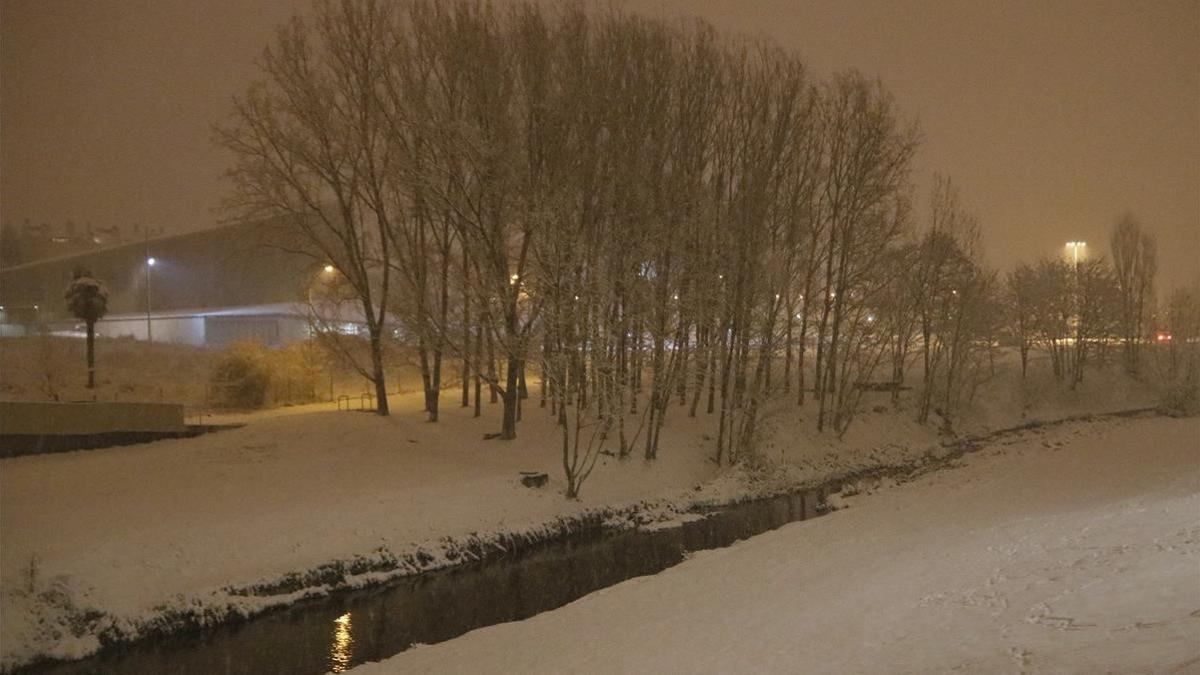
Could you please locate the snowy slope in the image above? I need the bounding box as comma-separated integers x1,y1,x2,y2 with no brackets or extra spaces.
0,352,1167,670
0,392,720,670
351,416,1200,674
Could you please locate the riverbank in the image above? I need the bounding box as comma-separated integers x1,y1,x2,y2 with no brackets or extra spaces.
0,356,1160,671
354,414,1200,674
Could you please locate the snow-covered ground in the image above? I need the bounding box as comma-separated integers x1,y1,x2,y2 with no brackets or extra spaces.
0,352,1165,670
0,336,458,411
351,415,1200,674
0,390,719,670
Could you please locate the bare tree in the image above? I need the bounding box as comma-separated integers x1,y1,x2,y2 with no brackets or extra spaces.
1161,284,1200,413
910,176,980,424
216,0,399,414
1068,256,1119,388
216,0,1106,488
1006,263,1039,380
811,72,917,433
1110,214,1157,375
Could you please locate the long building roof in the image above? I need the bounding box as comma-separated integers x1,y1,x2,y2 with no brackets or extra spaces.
0,219,323,322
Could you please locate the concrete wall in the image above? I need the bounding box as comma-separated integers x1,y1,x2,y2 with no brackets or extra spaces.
0,401,186,435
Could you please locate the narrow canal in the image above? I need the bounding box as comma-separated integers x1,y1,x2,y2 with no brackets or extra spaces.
27,489,827,675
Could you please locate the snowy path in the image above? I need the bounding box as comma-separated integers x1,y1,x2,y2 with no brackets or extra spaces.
352,416,1200,674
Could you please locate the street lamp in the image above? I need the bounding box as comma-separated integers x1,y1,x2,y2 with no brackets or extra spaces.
1065,241,1086,269
310,265,337,308
145,257,155,342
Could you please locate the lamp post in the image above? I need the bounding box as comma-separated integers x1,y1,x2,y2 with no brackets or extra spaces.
1065,241,1086,269
309,265,338,401
145,256,156,342
309,264,336,308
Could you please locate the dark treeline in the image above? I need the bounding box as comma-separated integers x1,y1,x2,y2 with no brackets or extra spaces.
216,0,1193,498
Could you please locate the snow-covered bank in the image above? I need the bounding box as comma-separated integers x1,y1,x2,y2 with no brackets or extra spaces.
0,395,719,671
352,415,1200,674
0,354,1164,670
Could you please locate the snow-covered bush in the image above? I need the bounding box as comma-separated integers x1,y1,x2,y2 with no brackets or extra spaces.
1156,285,1200,417
264,343,323,406
1159,379,1198,416
209,342,271,409
208,341,324,409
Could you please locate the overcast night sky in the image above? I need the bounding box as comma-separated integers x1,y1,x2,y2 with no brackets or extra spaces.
2,0,1197,287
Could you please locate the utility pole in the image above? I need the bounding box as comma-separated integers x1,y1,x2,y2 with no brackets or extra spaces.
144,230,154,342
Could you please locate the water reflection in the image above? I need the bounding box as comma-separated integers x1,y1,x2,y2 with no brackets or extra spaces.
329,612,354,673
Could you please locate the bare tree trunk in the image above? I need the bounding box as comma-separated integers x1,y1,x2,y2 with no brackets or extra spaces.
86,320,96,389
487,331,499,404
676,321,690,406
501,356,520,439
461,248,471,407
369,325,390,416
708,319,723,414
689,324,709,417
473,323,483,418
783,295,794,395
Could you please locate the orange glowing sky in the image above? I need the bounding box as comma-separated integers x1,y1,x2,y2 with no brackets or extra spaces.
2,0,1196,286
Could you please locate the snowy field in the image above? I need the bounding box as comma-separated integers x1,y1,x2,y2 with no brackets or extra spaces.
0,390,717,669
352,415,1200,674
0,354,1164,670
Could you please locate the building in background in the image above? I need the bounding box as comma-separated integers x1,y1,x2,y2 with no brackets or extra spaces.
0,219,170,268
0,220,338,347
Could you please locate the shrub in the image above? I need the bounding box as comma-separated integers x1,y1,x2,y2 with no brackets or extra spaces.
264,343,323,405
209,342,271,409
1160,374,1199,417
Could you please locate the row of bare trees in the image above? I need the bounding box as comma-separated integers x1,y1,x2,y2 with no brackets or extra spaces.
1005,216,1160,390
216,0,1180,497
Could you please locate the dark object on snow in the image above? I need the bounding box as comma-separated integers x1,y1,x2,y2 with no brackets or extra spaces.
519,471,548,488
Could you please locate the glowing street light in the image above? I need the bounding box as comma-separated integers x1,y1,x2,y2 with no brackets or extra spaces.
144,256,156,341
1065,241,1086,268
310,265,341,310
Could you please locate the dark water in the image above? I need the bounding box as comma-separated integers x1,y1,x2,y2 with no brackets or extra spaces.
26,489,826,675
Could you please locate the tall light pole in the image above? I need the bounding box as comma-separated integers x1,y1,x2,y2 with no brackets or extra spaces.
1065,241,1086,270
145,256,156,342
309,264,336,308
1064,242,1086,342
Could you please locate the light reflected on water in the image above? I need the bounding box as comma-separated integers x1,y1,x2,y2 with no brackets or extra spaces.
329,612,354,673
